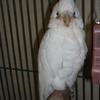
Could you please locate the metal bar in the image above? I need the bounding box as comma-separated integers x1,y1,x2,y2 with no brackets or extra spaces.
6,0,23,100
0,69,6,100
90,0,94,99
25,0,37,99
91,0,94,31
40,0,45,32
82,0,86,100
0,1,12,99
32,1,40,98
19,0,32,99
18,0,31,100
82,73,85,100
13,0,24,100
33,0,39,46
82,0,85,27
0,33,6,100
0,66,36,72
75,81,78,100
5,0,20,99
90,80,93,100
12,0,28,99
26,0,39,99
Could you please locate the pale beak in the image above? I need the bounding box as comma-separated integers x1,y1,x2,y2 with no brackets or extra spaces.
63,15,72,26
60,13,75,27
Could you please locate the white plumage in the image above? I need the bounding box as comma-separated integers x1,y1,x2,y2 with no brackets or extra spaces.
38,0,87,100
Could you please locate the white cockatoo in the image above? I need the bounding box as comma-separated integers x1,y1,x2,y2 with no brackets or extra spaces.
38,0,87,100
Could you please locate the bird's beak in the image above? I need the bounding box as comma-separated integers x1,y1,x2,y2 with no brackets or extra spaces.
62,14,72,27
60,14,75,27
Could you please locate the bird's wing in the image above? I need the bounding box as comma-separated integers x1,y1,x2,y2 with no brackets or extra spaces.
51,34,85,90
38,29,65,99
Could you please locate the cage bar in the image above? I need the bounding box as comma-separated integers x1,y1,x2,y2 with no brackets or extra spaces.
18,0,28,99
0,69,6,100
0,0,14,99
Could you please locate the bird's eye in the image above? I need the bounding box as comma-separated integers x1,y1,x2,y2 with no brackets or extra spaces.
56,12,59,19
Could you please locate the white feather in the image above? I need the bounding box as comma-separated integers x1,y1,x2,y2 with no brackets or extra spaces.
38,0,87,100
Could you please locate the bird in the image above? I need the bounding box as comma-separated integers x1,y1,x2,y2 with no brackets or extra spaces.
38,0,88,100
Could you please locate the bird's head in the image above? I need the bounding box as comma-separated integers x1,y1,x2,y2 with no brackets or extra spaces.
48,0,83,28
56,11,76,27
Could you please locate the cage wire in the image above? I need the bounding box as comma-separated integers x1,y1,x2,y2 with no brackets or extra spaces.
0,0,100,100
95,0,100,23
